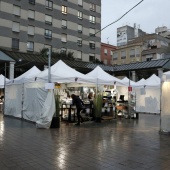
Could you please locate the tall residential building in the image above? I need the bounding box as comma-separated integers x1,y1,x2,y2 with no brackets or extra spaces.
0,0,101,62
117,24,145,46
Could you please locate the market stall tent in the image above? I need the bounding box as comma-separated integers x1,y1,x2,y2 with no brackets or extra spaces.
23,60,95,127
5,66,41,118
161,71,170,132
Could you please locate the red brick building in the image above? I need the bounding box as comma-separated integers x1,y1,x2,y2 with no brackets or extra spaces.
101,43,117,65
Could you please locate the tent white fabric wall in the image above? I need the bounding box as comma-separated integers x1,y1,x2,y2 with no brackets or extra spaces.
36,90,55,128
5,84,23,118
4,66,41,118
0,74,9,88
135,74,160,114
23,82,48,122
161,71,170,132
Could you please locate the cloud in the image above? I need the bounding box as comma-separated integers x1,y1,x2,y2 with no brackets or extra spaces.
101,0,170,45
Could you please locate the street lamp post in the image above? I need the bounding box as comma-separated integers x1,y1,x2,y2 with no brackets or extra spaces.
48,48,51,83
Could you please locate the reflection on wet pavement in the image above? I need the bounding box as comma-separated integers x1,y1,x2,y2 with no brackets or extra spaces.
0,112,170,170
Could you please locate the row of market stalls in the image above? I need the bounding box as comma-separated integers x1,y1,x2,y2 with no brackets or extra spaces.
0,60,170,132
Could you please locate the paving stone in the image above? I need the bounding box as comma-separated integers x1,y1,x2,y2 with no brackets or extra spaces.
1,113,170,170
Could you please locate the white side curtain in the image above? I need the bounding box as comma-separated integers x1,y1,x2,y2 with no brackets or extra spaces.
36,90,55,129
161,82,170,132
5,84,23,118
135,87,160,114
23,82,48,122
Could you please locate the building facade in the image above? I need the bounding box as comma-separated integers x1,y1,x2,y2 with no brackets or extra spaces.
155,26,170,39
101,43,116,65
112,34,170,66
117,24,145,46
0,0,101,62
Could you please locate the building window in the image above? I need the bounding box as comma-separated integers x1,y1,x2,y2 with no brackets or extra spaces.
61,20,67,28
89,15,95,23
28,25,34,35
136,48,140,57
12,38,19,49
46,0,53,10
12,22,20,32
89,28,95,36
130,49,135,57
27,41,34,51
28,10,35,19
61,47,66,53
78,24,82,33
121,51,126,59
113,52,118,60
78,0,83,6
90,3,96,11
104,49,107,55
89,41,95,49
89,54,95,62
78,11,83,19
45,15,52,25
110,51,113,56
77,51,82,60
77,38,82,46
13,5,21,16
45,29,52,38
29,0,35,5
62,6,67,14
61,34,67,42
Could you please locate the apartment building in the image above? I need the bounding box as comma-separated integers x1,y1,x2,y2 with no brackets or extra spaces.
0,0,101,62
101,43,116,65
112,33,170,65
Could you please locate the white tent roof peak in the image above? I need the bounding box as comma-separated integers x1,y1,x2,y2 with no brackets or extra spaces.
86,65,125,86
36,60,94,84
6,66,41,85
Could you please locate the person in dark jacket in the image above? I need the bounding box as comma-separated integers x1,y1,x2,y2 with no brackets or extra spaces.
71,94,84,125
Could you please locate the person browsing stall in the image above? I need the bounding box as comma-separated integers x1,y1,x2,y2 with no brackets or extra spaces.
71,94,84,126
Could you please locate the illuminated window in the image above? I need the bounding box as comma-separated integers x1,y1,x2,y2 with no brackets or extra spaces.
78,11,83,19
62,6,67,14
89,15,95,23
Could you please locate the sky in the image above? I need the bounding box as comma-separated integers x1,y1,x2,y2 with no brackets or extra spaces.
101,0,170,46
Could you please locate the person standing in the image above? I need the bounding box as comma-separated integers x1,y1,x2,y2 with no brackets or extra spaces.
71,94,84,126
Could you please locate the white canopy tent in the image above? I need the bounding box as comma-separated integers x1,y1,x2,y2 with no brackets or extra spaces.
161,71,170,132
5,66,41,118
135,74,161,114
21,60,95,127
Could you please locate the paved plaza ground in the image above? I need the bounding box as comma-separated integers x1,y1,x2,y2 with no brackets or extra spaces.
0,113,170,170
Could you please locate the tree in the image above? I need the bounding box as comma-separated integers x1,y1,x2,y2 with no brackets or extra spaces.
39,48,74,60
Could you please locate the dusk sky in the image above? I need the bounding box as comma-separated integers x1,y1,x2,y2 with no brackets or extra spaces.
101,0,170,46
